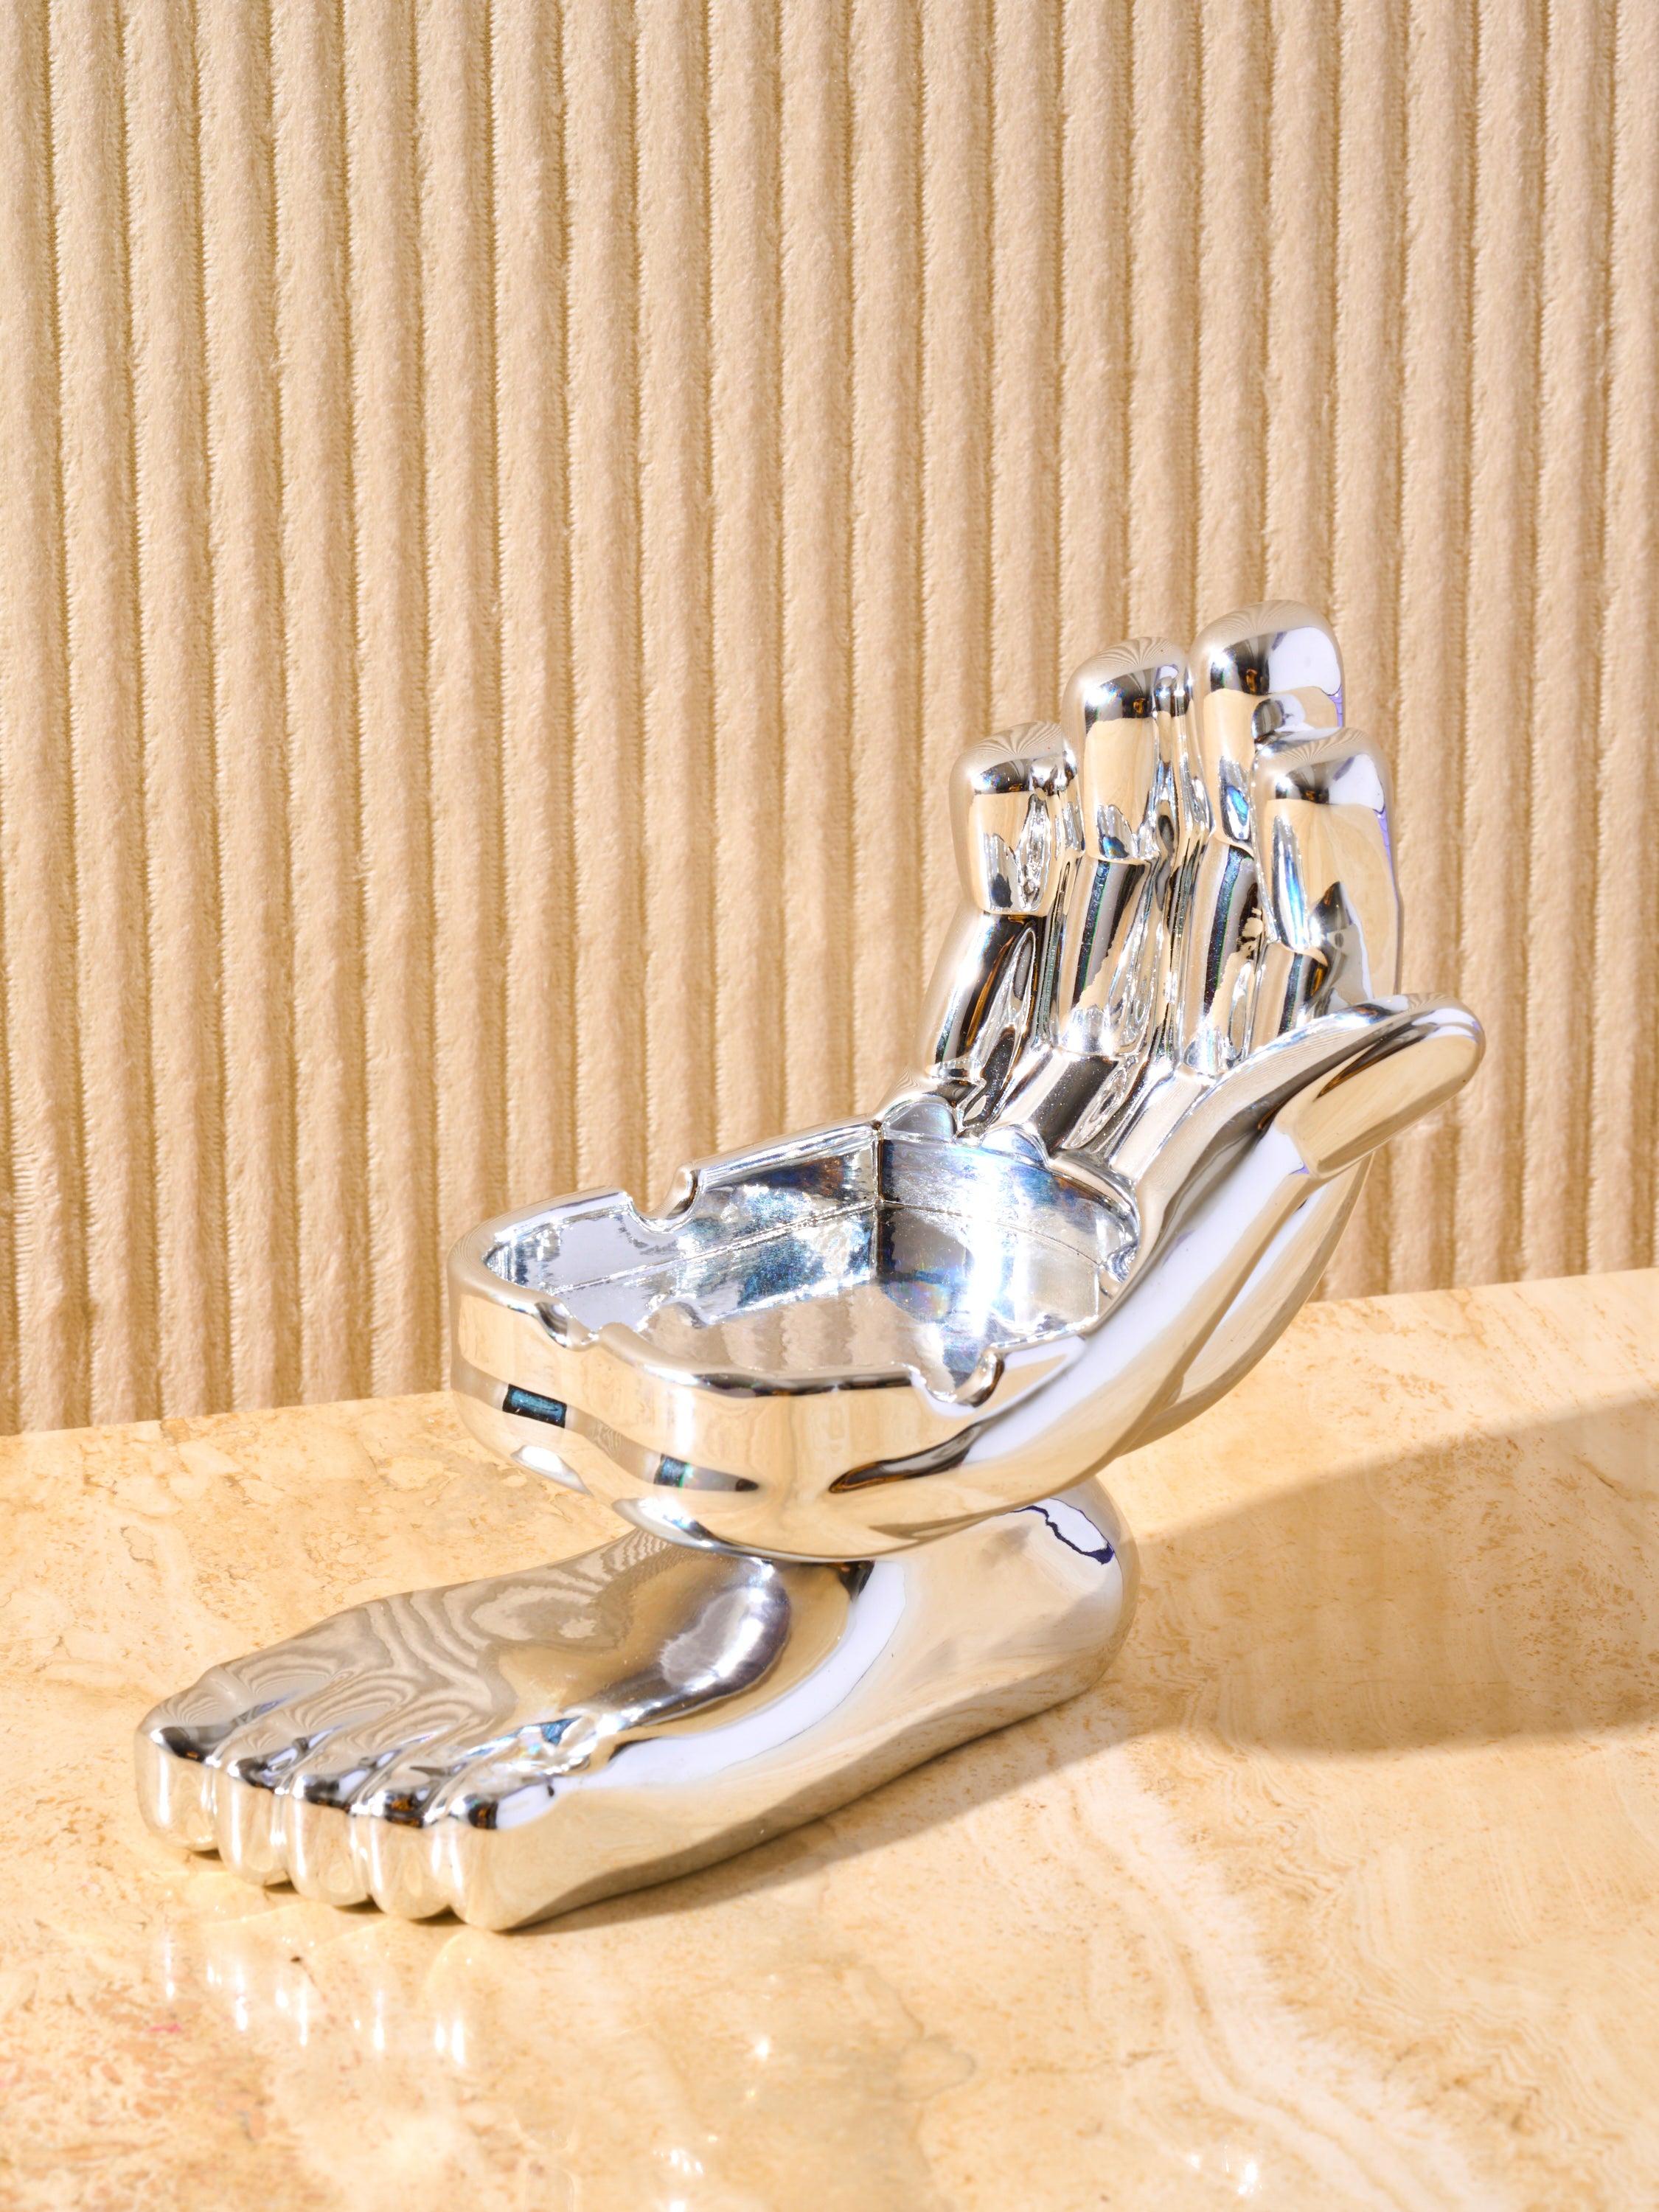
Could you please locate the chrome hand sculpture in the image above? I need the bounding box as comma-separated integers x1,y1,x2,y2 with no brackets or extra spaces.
137,604,1481,1930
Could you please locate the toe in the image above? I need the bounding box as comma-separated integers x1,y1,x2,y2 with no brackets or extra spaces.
133,1608,386,1860
271,1726,402,1907
279,1791,368,1908
423,1748,580,1931
201,1686,408,1889
133,1719,217,1849
352,1811,453,1921
134,1662,283,1849
212,1761,289,1885
201,1695,374,1887
344,1730,491,1919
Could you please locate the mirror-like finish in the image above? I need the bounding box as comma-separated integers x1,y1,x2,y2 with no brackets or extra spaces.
1253,726,1400,1010
440,602,1475,1562
1063,636,1183,863
1180,603,1351,1072
444,997,1475,1564
914,723,1079,1102
138,601,1481,1928
137,1481,1133,1930
986,640,1186,1156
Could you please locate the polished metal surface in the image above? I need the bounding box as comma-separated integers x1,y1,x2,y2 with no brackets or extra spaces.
915,721,1080,1096
446,602,1477,1562
138,601,1481,1929
136,1481,1133,1930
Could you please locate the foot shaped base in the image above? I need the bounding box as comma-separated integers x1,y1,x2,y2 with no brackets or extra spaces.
136,1484,1134,1930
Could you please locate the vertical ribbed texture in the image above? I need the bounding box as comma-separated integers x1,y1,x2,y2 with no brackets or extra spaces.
0,0,84,1431
493,0,571,1214
779,0,851,1133
1265,0,1338,613
1324,0,1405,1299
1390,0,1472,1294
201,0,297,1409
346,0,434,1396
566,0,641,1197
127,0,227,1414
920,0,990,956
1127,0,1198,639
53,0,153,1420
1,0,1653,1433
1057,0,1130,671
273,0,367,1402
420,0,504,1262
711,0,782,1155
1194,0,1267,622
1523,0,1613,1284
849,0,921,1105
638,0,711,1197
1592,0,1659,1273
990,0,1060,723
1453,0,1543,1296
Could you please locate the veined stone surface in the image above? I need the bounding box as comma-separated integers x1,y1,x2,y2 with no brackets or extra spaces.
2,1271,1657,2208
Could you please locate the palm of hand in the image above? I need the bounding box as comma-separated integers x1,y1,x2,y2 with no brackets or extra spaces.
892,601,1470,1422
448,604,1479,1561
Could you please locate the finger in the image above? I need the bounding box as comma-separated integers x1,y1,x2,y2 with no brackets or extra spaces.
1144,1001,1481,1421
1189,600,1343,842
1062,637,1185,867
852,1000,1482,1540
1275,995,1483,1176
984,641,1186,1157
1251,722,1401,1026
1133,1166,1365,1442
1177,602,1344,1068
1051,636,1184,1058
1130,995,1481,1253
909,723,1076,1105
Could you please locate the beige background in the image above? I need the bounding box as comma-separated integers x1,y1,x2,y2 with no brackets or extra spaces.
0,0,1653,1436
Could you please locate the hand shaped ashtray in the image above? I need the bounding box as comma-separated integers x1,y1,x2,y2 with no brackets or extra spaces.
138,605,1481,1929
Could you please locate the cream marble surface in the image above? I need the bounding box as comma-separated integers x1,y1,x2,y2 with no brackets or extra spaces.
3,1272,1658,2208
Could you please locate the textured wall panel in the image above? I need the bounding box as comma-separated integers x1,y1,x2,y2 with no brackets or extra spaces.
0,0,1653,1433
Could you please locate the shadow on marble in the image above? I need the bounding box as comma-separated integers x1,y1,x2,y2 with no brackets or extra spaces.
1128,1390,1659,1756
95,1372,1659,2210
549,1391,1659,1933
124,1389,1659,1948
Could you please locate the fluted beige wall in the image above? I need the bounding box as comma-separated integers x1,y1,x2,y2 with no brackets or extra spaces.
0,0,1654,1435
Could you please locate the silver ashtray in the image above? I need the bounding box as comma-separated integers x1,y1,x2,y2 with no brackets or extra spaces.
137,605,1481,1927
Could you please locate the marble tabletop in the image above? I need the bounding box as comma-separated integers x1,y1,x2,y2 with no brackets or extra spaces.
2,1270,1657,2208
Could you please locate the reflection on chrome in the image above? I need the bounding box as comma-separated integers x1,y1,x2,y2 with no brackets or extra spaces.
138,603,1481,1929
136,1483,1133,1930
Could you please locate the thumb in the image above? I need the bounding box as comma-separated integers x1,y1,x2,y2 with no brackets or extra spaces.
1273,997,1484,1178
